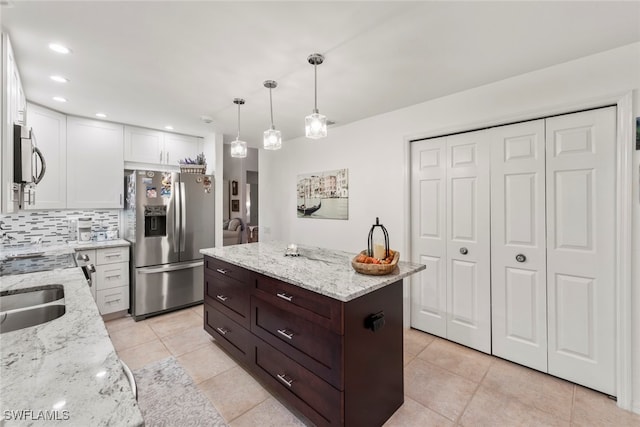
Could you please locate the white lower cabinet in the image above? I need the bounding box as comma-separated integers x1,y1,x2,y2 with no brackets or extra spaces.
76,246,130,315
411,106,617,395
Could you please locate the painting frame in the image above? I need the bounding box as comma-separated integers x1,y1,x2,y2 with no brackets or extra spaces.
296,168,348,220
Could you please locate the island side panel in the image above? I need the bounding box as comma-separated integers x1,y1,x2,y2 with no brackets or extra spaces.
343,279,404,426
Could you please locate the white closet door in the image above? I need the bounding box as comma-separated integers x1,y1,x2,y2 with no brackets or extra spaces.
490,120,548,371
445,131,491,353
546,107,616,395
410,137,447,337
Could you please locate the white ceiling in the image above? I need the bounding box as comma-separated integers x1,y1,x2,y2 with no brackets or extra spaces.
2,1,639,148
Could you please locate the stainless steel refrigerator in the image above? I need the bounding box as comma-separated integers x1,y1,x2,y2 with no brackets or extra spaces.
124,170,214,320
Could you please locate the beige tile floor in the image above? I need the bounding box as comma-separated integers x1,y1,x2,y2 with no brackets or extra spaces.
106,305,640,426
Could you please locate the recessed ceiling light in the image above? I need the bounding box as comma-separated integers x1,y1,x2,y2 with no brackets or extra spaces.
50,75,69,83
52,96,67,102
164,125,174,130
95,113,107,118
49,43,71,54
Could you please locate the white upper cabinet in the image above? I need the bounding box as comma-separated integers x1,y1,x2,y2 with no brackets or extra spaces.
26,103,67,210
1,33,26,213
67,117,124,209
124,125,201,169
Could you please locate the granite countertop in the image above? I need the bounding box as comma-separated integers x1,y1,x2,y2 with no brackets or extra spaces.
0,240,130,261
0,268,143,426
200,241,425,302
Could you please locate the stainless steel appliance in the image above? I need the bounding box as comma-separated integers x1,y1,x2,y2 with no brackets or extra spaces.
13,123,46,209
124,170,214,320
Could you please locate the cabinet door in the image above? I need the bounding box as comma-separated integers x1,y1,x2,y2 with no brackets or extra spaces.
123,126,164,164
445,131,491,354
410,136,447,337
163,133,200,166
490,120,548,371
27,104,67,209
67,117,124,208
546,107,616,395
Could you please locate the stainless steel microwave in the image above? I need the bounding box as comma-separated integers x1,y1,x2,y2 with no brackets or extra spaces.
13,123,45,185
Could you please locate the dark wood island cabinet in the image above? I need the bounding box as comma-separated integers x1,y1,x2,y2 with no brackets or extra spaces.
200,242,425,426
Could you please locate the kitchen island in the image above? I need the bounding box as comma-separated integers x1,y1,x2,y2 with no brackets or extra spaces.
0,267,143,426
200,241,425,426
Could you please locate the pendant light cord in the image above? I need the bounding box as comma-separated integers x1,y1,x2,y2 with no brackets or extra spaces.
269,87,275,128
236,102,241,139
313,63,318,113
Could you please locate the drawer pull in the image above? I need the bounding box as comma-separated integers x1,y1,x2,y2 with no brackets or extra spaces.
277,328,294,340
107,298,121,304
276,292,293,302
216,268,228,275
216,327,229,335
276,373,293,387
216,294,228,302
106,274,121,280
105,254,121,258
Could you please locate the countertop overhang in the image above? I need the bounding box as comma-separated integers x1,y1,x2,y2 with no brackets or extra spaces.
200,241,425,302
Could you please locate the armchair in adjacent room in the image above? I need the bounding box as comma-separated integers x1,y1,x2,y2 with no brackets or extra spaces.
222,217,245,246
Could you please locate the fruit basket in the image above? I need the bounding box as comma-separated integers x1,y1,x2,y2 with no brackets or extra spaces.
351,250,399,276
179,164,206,174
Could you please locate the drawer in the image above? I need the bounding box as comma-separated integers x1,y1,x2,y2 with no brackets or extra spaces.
97,286,129,314
204,303,252,363
204,272,250,328
204,257,249,284
96,247,129,265
96,262,129,291
255,339,341,426
255,274,342,334
252,294,343,389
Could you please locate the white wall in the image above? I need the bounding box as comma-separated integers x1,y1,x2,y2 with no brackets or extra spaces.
260,42,640,412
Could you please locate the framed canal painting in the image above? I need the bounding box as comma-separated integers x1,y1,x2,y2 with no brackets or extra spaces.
297,168,348,219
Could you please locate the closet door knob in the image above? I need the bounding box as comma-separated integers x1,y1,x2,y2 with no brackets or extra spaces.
460,247,468,255
516,254,526,263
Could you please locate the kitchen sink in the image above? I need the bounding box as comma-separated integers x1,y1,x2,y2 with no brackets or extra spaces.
0,285,65,334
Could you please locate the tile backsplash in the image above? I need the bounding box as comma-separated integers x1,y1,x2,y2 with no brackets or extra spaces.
0,209,121,246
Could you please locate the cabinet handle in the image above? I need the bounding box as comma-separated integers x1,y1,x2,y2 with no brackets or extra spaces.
276,373,293,387
276,292,293,302
277,328,294,340
105,254,121,259
106,274,121,280
516,254,527,263
216,327,228,335
107,298,121,304
160,151,163,163
166,152,170,163
460,247,468,255
216,294,228,302
216,268,227,275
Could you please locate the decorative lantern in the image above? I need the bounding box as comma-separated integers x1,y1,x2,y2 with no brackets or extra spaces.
367,217,389,260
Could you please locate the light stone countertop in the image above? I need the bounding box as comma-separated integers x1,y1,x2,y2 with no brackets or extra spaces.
0,268,143,426
0,240,130,261
200,241,425,302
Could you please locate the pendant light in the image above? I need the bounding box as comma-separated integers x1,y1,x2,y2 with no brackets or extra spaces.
230,98,247,158
305,53,327,139
263,80,282,150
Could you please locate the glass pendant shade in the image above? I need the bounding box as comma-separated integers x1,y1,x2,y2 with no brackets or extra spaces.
263,127,282,150
230,138,247,158
305,111,327,139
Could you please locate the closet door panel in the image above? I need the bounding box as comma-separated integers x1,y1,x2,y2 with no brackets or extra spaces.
410,138,447,337
446,131,491,353
546,107,616,396
490,120,547,371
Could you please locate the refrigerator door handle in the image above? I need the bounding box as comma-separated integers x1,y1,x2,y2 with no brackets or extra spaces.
137,260,203,274
180,182,186,252
173,179,181,253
